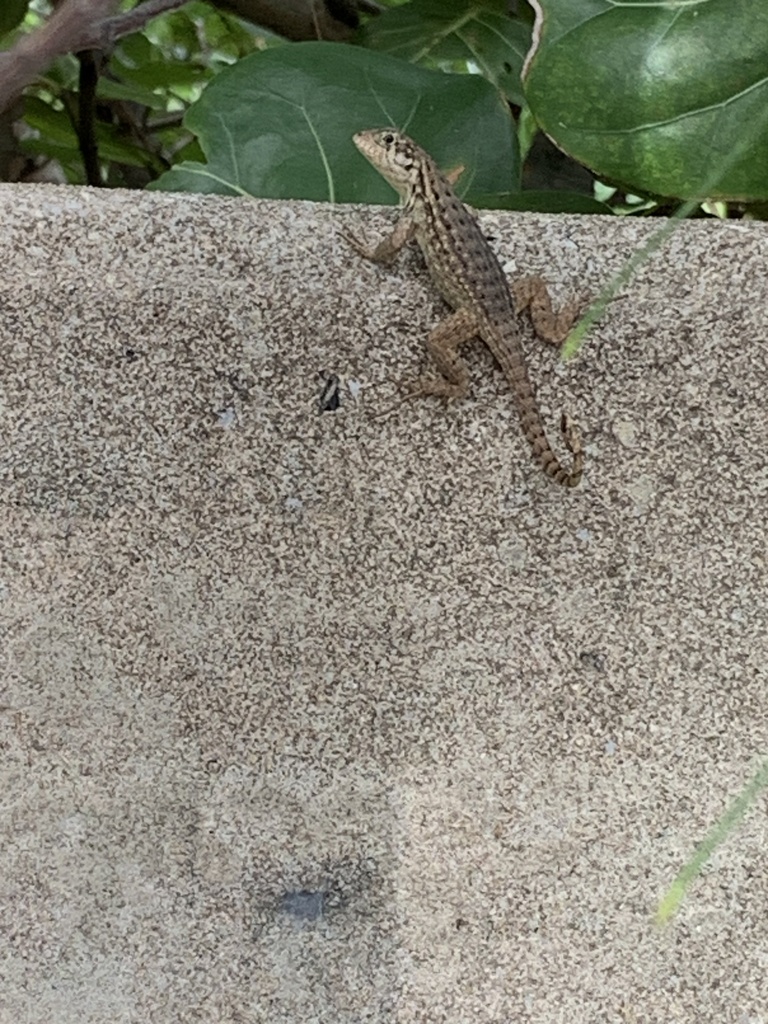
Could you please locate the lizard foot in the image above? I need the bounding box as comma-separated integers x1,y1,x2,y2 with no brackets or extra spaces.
340,226,375,260
405,375,468,402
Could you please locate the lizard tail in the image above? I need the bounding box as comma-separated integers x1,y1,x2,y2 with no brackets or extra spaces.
519,399,584,488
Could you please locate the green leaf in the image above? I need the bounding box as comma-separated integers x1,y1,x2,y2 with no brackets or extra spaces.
112,33,212,96
23,95,164,175
23,95,77,149
0,0,28,38
39,53,80,93
147,2,258,63
360,0,530,104
150,41,518,203
524,0,768,201
148,7,202,58
96,76,169,111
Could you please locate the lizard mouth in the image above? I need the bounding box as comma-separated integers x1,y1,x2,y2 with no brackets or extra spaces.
353,130,380,160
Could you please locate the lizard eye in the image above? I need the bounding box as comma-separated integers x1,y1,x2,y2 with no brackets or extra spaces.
382,132,395,147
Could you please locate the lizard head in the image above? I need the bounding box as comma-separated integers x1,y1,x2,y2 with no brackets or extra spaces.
353,128,422,200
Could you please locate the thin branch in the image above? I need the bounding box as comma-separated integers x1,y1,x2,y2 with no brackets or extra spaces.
0,0,387,117
0,0,189,115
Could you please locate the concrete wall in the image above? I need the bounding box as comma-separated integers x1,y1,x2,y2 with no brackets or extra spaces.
2,183,767,1022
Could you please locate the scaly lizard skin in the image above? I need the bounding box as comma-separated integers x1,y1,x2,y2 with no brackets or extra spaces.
349,128,583,488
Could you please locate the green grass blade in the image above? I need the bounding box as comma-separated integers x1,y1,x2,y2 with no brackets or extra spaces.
656,757,768,925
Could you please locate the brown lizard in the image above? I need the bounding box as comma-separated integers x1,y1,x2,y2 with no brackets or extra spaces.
348,128,583,488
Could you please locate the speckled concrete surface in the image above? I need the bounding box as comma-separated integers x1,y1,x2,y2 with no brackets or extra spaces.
1,183,767,1023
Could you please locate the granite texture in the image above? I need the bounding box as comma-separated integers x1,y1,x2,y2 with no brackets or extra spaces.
1,183,767,1023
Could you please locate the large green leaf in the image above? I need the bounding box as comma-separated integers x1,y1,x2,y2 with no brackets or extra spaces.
524,0,768,201
359,0,531,105
150,41,518,203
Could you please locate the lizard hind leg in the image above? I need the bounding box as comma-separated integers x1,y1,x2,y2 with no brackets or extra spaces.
412,306,478,400
512,275,583,347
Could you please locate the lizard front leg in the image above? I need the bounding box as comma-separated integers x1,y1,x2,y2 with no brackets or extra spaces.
344,213,416,264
